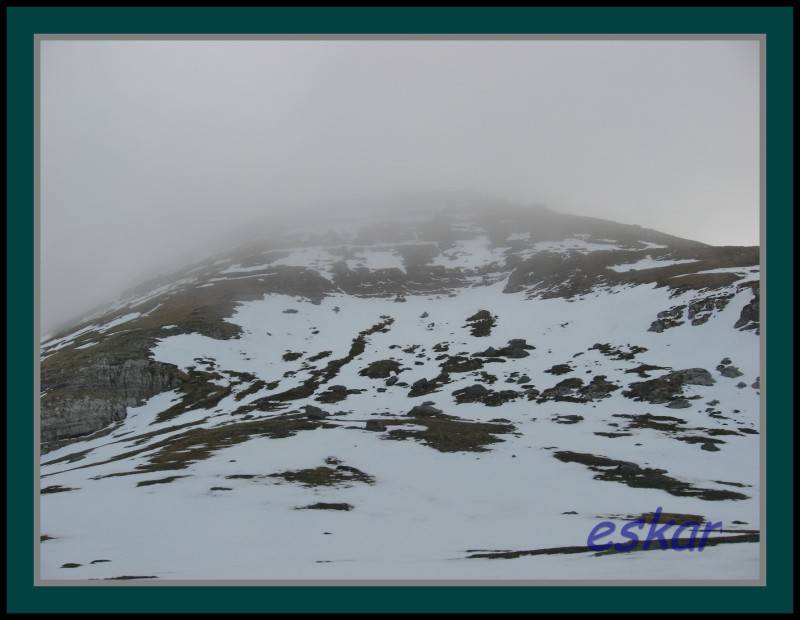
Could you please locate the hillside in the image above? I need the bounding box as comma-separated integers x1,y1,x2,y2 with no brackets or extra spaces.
39,204,761,581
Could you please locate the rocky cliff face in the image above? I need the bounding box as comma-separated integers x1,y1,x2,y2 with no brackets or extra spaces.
41,356,184,449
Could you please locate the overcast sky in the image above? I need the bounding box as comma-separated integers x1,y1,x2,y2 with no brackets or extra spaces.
40,38,760,334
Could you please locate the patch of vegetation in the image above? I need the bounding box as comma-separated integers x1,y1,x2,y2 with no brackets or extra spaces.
72,414,334,478
666,272,741,292
41,447,95,467
136,475,189,487
104,575,159,580
41,484,78,494
242,317,394,409
234,380,268,402
465,531,758,560
636,511,705,525
375,406,515,453
153,369,233,424
553,451,748,501
315,385,363,404
269,464,374,487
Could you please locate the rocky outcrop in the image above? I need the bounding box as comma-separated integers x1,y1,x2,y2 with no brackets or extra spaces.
464,310,496,337
473,339,535,359
623,368,715,405
452,384,522,406
734,282,759,333
41,356,184,450
536,375,619,403
687,293,733,326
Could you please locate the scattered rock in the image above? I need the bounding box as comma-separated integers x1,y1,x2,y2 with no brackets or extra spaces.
302,404,330,420
464,310,497,337
359,359,402,379
623,368,715,404
473,339,535,359
648,305,686,332
666,398,691,409
717,364,744,378
297,502,353,511
365,419,388,432
545,364,573,376
553,414,583,424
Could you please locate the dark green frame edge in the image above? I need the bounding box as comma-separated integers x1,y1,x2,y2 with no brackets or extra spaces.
6,6,793,614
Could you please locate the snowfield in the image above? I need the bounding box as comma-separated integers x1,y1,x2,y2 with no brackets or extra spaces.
39,212,761,582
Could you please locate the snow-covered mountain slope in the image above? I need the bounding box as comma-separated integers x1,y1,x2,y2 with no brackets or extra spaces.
39,205,761,581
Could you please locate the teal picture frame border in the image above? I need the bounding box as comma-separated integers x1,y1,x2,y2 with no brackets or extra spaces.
6,6,793,613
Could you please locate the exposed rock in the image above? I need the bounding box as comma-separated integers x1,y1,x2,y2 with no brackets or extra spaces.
359,359,402,379
717,364,744,378
407,402,444,417
553,414,583,424
666,398,692,409
41,356,184,450
452,384,521,406
537,375,619,403
625,363,670,378
297,502,353,511
473,339,535,359
590,343,647,360
734,281,760,333
687,293,733,325
314,385,362,404
408,374,451,397
545,363,573,376
439,355,483,373
301,404,330,420
623,368,715,404
648,305,686,333
464,310,497,337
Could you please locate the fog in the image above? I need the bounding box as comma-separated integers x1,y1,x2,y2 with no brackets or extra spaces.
40,38,760,334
